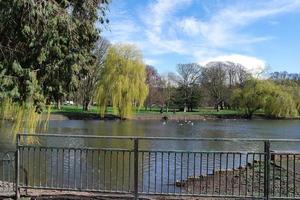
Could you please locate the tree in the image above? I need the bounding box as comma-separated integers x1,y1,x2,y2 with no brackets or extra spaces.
0,0,110,108
232,79,271,118
264,88,298,118
202,61,249,110
270,71,300,83
233,79,299,119
202,62,227,111
144,65,164,110
0,0,110,136
77,37,110,111
95,44,149,119
271,80,300,116
225,62,250,88
161,73,177,112
175,63,202,112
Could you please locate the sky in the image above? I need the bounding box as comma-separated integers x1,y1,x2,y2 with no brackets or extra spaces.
101,0,300,74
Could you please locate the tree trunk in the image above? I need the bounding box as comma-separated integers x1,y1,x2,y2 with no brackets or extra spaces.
83,99,90,111
215,104,219,112
220,102,224,110
56,99,61,110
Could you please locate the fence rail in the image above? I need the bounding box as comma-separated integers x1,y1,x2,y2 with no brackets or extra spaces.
0,134,300,199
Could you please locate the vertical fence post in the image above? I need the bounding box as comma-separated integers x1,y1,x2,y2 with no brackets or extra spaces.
133,138,139,200
264,140,270,200
15,134,20,200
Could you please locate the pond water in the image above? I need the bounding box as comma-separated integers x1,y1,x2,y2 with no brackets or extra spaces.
1,119,300,193
2,119,300,151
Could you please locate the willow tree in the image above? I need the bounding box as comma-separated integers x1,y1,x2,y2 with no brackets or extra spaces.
264,89,298,118
95,44,149,119
232,79,270,118
233,79,299,119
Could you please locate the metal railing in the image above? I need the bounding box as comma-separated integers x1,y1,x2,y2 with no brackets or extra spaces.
1,134,299,199
0,151,15,195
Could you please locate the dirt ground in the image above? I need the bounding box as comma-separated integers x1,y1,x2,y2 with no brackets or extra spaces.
179,161,300,198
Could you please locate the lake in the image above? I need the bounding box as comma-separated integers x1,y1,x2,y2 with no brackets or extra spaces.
1,119,300,193
2,119,300,151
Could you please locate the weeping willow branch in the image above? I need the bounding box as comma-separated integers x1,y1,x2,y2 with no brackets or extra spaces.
0,97,51,144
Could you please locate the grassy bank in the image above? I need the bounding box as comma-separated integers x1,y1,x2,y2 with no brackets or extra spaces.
49,105,246,120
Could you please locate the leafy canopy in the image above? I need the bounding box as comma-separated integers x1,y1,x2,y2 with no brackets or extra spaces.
95,44,149,119
0,0,109,137
233,79,299,118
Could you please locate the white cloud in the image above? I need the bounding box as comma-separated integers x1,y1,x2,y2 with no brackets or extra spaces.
144,0,193,33
177,1,300,48
140,0,300,59
178,17,200,36
103,0,300,70
144,58,158,66
200,54,267,75
140,0,194,54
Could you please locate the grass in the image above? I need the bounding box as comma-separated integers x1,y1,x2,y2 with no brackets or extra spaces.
51,105,99,114
50,104,243,118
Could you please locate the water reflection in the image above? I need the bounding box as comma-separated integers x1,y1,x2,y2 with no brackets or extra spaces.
1,119,300,192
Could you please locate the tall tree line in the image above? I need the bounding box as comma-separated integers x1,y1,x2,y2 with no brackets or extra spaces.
143,61,250,113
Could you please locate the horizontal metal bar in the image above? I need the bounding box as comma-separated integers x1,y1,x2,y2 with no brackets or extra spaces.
18,145,265,154
18,146,132,152
17,134,300,142
19,186,132,195
138,149,263,154
138,192,265,199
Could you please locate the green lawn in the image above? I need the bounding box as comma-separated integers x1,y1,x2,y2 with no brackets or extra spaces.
51,104,243,117
51,105,99,114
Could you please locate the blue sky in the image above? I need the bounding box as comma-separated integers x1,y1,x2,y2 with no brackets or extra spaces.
101,0,300,74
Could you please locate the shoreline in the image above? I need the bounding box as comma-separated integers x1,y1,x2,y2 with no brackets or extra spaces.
47,113,300,121
48,113,249,121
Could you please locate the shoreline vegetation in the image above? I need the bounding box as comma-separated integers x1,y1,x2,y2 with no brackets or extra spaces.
47,105,300,121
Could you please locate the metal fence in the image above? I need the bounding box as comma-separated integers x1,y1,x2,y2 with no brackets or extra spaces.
1,134,300,199
0,151,15,195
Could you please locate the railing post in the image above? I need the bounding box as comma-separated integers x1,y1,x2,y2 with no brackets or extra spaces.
15,134,20,200
264,140,270,200
133,138,139,200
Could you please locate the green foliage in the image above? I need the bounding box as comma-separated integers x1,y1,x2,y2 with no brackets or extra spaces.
264,89,297,118
95,44,149,119
233,79,300,118
0,0,109,106
0,0,110,136
0,97,51,143
173,84,202,111
175,63,202,112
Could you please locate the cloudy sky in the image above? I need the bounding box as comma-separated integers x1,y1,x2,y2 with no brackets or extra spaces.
101,0,300,74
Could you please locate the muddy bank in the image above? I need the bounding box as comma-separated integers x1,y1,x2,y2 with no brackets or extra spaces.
47,113,121,121
177,161,300,198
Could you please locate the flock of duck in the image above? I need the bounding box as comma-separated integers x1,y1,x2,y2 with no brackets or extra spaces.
162,120,195,126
